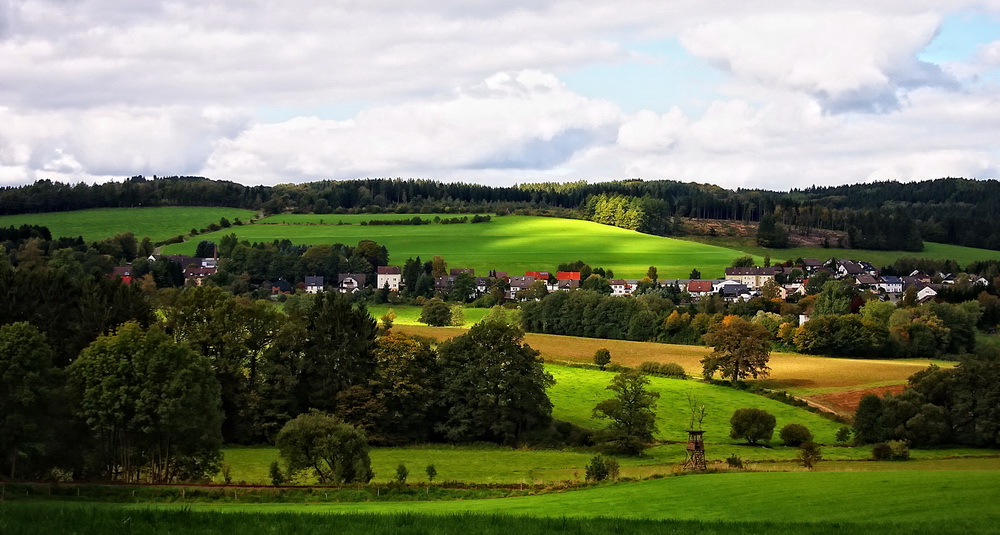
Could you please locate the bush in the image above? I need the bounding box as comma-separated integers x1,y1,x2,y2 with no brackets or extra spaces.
585,454,620,482
871,442,893,461
872,440,910,461
594,349,612,371
637,361,660,374
726,454,744,469
658,362,686,378
888,440,910,460
729,408,776,444
779,423,813,447
395,463,408,483
269,461,284,486
797,441,822,469
835,426,852,443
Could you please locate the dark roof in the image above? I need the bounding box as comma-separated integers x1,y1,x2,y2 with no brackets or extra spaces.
338,273,366,286
304,275,324,286
509,276,535,288
184,267,216,278
377,266,401,275
855,274,878,285
271,279,292,292
802,258,823,266
112,266,132,277
450,268,475,276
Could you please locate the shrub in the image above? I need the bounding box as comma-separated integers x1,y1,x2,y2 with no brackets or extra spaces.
888,440,910,460
835,426,852,443
871,442,893,461
779,423,813,447
797,441,823,469
425,464,437,483
585,454,620,482
594,349,612,371
269,461,284,486
658,362,686,378
729,408,776,444
726,454,744,469
395,463,408,483
637,361,660,374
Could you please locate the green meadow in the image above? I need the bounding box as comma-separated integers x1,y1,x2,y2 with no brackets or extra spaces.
683,235,1000,268
547,366,843,444
161,215,759,278
0,207,257,243
367,304,491,327
7,470,996,534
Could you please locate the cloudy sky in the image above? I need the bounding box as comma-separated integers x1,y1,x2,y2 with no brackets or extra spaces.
2,1,1000,190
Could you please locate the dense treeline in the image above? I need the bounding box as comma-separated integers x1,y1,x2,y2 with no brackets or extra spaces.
854,350,1000,448
6,176,1000,250
0,245,563,482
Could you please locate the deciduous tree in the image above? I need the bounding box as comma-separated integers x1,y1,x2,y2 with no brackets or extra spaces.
702,316,772,382
593,370,660,454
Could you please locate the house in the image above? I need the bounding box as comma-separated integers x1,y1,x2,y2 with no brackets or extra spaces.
525,271,550,280
111,266,134,285
901,276,925,291
376,266,402,291
780,283,804,299
917,286,938,304
507,276,536,300
556,272,581,281
724,267,778,289
720,283,752,302
878,276,903,294
836,260,864,279
450,268,475,276
304,275,324,294
549,279,580,292
909,270,932,284
434,275,456,293
854,274,879,288
337,273,366,293
184,266,217,286
686,280,715,297
269,279,293,295
609,279,632,297
801,258,824,274
859,261,879,276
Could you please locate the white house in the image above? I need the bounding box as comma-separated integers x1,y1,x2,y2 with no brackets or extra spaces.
376,266,402,291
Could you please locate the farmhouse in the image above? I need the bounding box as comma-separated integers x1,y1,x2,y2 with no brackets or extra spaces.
376,266,402,291
724,267,778,289
337,273,366,293
609,279,633,296
111,266,134,285
304,275,324,293
184,266,217,286
507,276,536,300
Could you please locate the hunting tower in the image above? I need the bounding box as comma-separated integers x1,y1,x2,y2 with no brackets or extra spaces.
683,429,706,471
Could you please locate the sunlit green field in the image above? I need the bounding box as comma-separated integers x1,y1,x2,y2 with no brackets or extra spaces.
161,215,759,278
547,366,844,444
682,235,1000,268
367,305,491,327
0,207,257,242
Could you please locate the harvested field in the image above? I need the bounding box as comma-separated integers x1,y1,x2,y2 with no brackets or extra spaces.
810,385,908,416
393,325,946,397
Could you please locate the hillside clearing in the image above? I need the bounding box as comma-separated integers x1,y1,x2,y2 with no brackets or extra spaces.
161,215,759,278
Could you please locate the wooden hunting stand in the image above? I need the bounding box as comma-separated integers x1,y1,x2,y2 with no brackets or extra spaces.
683,429,706,471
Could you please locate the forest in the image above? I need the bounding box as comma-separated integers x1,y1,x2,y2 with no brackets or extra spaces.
4,175,1000,250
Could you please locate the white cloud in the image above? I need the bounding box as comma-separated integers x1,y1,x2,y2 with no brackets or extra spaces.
679,11,954,113
202,70,621,182
1,1,1000,190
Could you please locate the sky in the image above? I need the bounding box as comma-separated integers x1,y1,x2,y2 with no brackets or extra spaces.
2,1,1000,191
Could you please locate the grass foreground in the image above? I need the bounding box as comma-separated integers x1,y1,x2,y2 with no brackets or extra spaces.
4,470,1000,534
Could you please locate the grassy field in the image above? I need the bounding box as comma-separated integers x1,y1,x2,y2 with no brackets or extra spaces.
6,503,995,535
5,470,987,534
160,215,760,278
682,235,1000,268
392,325,947,396
0,207,257,242
367,304,491,327
547,366,844,444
